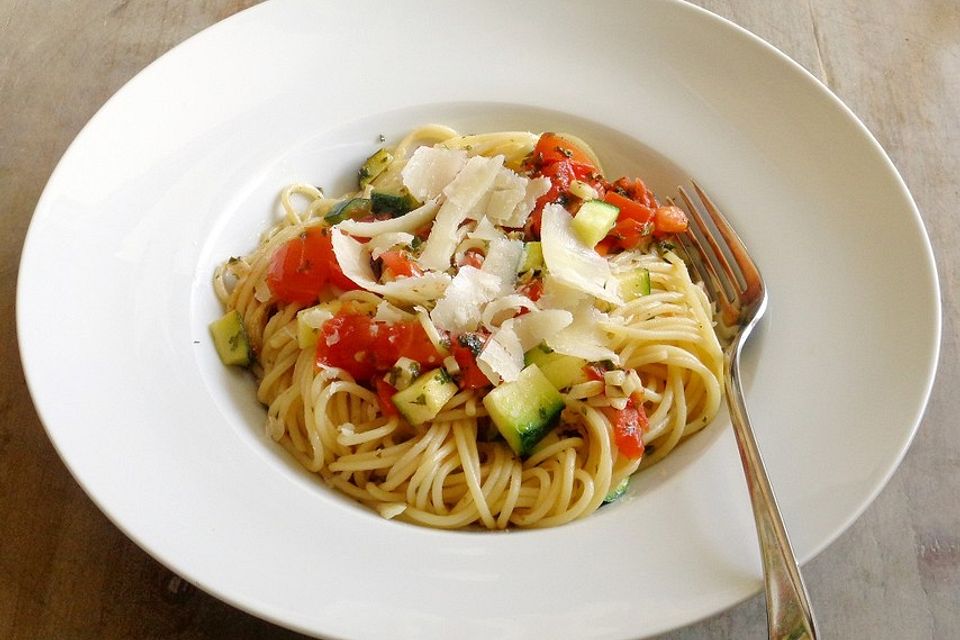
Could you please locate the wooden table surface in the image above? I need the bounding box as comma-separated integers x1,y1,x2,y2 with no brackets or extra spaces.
2,1,957,638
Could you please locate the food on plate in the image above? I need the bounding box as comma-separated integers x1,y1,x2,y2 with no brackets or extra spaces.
212,125,723,529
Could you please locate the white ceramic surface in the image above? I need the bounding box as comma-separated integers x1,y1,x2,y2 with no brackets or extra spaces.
17,1,940,639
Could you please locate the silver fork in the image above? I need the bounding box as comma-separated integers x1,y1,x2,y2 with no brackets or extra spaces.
674,183,819,640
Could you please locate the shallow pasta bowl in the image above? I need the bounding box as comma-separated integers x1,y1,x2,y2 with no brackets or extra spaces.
17,1,940,639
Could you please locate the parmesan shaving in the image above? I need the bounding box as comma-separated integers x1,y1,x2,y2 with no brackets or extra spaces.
467,216,505,241
540,203,621,304
480,294,538,331
331,229,450,304
509,309,574,352
401,146,468,201
429,266,501,333
477,323,525,384
367,232,416,259
418,155,504,271
373,300,414,323
502,176,551,228
546,305,620,364
479,237,523,296
338,199,439,237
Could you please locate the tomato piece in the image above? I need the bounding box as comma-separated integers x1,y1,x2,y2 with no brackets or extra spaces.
531,132,597,169
601,191,657,250
375,379,399,417
311,232,359,291
595,237,616,256
373,321,444,370
266,227,332,304
379,249,424,278
609,177,658,209
317,312,443,382
459,248,485,269
583,364,606,382
602,396,648,460
519,278,543,302
326,258,360,291
603,191,655,224
527,160,576,237
653,205,689,235
452,333,491,390
608,218,651,251
315,313,378,381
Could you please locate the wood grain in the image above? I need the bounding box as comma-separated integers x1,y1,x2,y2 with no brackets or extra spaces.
1,1,956,638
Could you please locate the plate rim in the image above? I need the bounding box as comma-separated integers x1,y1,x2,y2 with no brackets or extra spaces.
16,0,942,637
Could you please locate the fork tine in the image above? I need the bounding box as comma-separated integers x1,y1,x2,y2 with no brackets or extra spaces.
690,181,763,303
675,225,723,303
678,186,742,295
674,188,742,327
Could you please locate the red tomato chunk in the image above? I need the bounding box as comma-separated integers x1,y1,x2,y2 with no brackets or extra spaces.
267,227,358,304
602,395,648,460
315,311,443,383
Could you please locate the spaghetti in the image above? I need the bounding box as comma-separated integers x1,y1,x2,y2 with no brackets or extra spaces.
212,126,723,529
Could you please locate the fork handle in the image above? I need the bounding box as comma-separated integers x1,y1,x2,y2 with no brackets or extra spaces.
726,350,819,640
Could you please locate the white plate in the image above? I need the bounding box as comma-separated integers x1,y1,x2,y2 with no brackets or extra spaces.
17,1,940,638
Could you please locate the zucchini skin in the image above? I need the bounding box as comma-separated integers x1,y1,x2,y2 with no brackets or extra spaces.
324,197,371,225
483,364,564,457
210,309,253,366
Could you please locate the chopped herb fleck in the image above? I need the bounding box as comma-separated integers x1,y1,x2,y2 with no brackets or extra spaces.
457,333,485,356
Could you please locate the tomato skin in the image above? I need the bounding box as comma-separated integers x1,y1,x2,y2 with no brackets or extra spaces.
372,322,443,370
595,237,616,256
653,205,689,235
608,218,651,250
519,278,544,302
266,227,331,304
608,177,658,209
531,132,597,169
526,153,605,238
459,248,485,269
375,379,399,417
601,192,658,250
602,395,648,460
315,232,359,291
266,227,359,302
583,364,606,382
451,333,491,390
316,312,443,382
379,249,424,278
604,191,655,224
316,313,379,381
327,261,360,291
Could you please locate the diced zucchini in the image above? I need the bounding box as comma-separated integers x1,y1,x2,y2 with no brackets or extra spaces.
210,310,253,366
616,268,651,301
572,199,619,247
325,197,371,225
296,301,341,349
386,357,422,391
568,179,599,201
358,148,393,187
371,189,420,217
603,477,630,503
391,368,458,425
518,241,543,273
523,343,588,390
483,364,564,457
